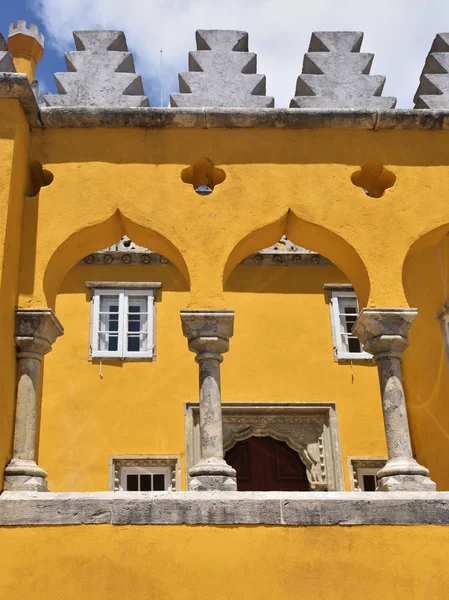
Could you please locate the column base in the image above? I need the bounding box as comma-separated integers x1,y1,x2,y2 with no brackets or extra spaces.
189,475,237,491
3,459,49,492
376,457,436,491
377,474,436,492
189,457,237,491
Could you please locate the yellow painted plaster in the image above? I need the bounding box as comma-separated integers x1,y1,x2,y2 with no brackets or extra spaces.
1,525,449,600
0,100,30,489
39,262,383,492
23,128,449,312
403,234,449,490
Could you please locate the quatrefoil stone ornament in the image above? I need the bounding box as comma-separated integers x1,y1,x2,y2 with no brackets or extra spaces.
351,160,396,198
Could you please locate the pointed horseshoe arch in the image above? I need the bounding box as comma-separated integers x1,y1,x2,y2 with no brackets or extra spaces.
43,210,190,309
222,210,371,307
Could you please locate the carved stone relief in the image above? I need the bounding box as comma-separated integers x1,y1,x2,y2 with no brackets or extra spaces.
185,403,344,491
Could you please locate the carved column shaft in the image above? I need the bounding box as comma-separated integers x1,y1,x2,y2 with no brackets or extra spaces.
376,355,414,461
181,310,237,491
197,354,225,461
4,310,63,492
353,308,436,492
13,354,42,461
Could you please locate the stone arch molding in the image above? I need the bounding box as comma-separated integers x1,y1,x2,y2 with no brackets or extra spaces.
222,210,371,308
41,209,190,310
185,403,345,491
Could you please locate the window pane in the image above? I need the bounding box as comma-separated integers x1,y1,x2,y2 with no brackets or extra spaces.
99,312,119,332
348,337,361,353
98,333,118,352
153,474,165,491
363,474,377,492
128,314,141,332
128,296,147,312
127,474,138,491
100,296,119,312
127,333,148,353
140,474,152,491
128,335,140,352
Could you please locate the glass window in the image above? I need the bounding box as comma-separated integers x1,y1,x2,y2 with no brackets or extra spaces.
91,288,155,359
119,467,171,491
329,290,371,360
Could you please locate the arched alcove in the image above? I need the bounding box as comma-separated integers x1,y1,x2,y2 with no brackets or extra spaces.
223,210,370,307
225,436,310,491
43,210,190,310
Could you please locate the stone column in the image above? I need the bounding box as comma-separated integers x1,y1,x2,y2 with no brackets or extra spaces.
353,308,436,491
4,310,63,492
181,310,237,491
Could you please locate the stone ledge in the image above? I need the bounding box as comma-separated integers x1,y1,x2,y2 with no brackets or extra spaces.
2,491,449,526
0,73,41,128
37,106,449,130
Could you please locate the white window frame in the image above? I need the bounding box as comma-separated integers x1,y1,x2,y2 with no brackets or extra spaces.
90,287,155,360
328,290,371,361
120,466,172,492
356,467,379,492
109,455,181,491
348,457,387,491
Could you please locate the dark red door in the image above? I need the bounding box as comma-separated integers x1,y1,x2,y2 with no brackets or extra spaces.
225,436,310,491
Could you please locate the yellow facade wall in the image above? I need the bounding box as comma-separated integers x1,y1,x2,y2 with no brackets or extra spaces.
1,524,449,600
403,235,449,490
23,127,449,312
0,101,30,489
39,261,384,492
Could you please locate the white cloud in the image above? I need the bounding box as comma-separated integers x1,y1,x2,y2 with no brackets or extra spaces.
33,0,449,107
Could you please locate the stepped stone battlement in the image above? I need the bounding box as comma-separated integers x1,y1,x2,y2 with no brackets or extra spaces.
44,30,149,108
0,33,16,73
170,29,274,108
290,31,396,109
3,27,449,111
414,33,449,108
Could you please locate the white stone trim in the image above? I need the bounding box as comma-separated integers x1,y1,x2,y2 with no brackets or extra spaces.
109,455,181,491
85,281,162,289
185,402,344,491
347,457,388,491
1,491,449,526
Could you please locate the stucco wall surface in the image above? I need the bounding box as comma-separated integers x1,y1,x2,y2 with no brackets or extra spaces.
22,127,449,311
0,100,29,489
0,524,448,599
39,262,383,491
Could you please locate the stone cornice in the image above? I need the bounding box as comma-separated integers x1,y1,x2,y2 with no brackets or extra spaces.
3,72,449,131
0,73,41,128
38,106,449,130
2,491,449,525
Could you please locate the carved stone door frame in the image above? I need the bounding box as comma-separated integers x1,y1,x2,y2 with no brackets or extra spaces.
185,402,344,491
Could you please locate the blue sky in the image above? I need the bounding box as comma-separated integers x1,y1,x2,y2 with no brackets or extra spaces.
2,0,449,108
0,0,64,95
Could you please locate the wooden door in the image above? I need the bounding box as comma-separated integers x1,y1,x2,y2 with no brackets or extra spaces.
225,435,310,491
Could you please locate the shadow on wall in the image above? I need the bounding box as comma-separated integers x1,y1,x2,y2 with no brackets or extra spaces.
40,210,190,310
402,228,449,490
223,210,370,307
32,127,449,168
226,264,350,294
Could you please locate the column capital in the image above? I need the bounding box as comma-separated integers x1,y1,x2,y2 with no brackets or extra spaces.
180,310,234,356
15,309,64,358
353,308,417,359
